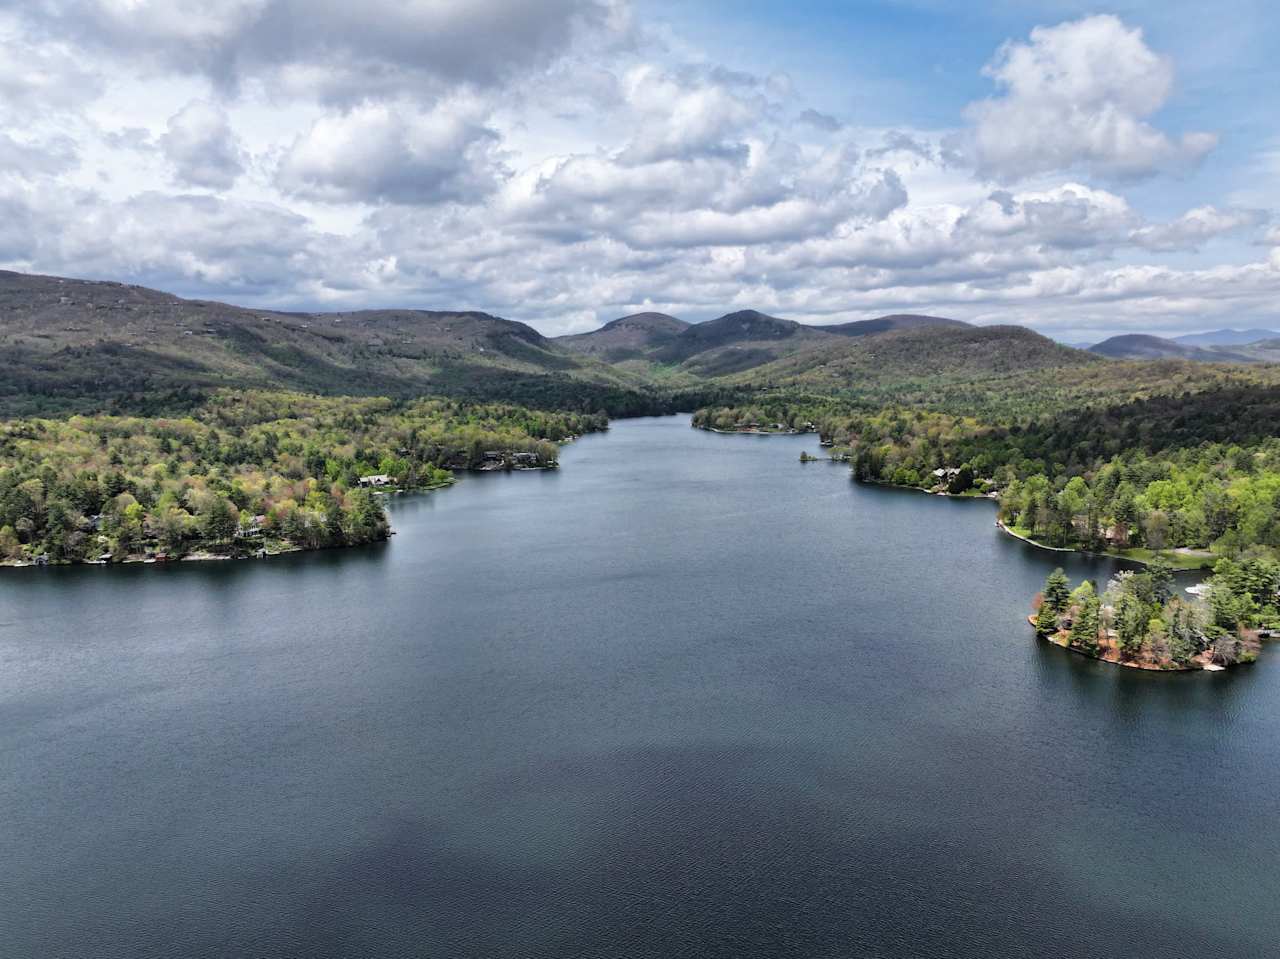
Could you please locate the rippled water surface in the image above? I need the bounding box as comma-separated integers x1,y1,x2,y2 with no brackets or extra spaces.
3,415,1278,958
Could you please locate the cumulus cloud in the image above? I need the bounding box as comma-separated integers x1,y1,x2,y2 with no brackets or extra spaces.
1131,206,1269,251
0,183,364,302
0,133,79,179
956,184,1136,250
0,17,101,115
616,65,770,164
0,2,1276,339
965,15,1216,180
487,125,902,256
277,99,507,205
3,0,627,102
161,101,246,189
618,169,903,250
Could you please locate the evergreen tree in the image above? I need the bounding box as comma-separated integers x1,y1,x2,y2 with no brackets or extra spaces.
1115,591,1148,656
1070,595,1101,653
1035,601,1060,635
1148,561,1175,605
1043,568,1070,614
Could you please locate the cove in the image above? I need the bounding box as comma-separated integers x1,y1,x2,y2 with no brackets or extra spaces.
2,414,1278,958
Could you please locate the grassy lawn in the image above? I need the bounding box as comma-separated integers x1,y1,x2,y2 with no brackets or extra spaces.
1111,547,1216,570
1002,523,1214,569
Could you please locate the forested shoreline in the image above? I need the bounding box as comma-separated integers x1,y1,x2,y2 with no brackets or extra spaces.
694,386,1280,568
0,391,607,566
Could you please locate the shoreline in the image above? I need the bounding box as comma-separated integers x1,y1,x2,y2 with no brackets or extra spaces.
858,476,998,500
1027,614,1230,672
0,468,529,568
696,425,1213,568
3,539,348,569
700,426,816,436
996,519,1214,570
2,448,579,570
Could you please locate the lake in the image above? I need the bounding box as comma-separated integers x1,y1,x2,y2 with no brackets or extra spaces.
3,414,1278,958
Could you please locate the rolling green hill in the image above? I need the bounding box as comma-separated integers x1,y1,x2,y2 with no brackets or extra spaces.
0,270,681,416
555,312,690,363
727,324,1099,389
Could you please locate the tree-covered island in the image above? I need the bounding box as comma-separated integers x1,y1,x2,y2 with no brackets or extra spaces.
1031,561,1280,670
0,391,606,566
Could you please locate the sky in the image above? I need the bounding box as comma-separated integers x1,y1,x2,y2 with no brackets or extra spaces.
1,1,1278,341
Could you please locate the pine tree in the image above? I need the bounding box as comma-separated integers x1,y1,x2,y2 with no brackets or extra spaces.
1070,596,1101,652
1043,568,1070,614
1148,561,1174,605
1035,601,1060,635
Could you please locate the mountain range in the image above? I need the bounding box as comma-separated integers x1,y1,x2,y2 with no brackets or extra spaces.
1089,333,1280,363
1173,328,1280,347
3,268,1278,417
554,309,966,376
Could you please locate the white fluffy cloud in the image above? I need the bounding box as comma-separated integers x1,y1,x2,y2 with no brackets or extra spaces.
1131,206,1269,251
277,98,506,205
0,20,100,116
0,133,79,178
965,15,1216,180
161,101,246,189
0,4,1274,341
617,65,769,164
956,184,1137,250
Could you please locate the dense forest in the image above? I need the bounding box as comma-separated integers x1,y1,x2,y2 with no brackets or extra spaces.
0,390,606,565
1032,560,1279,669
696,385,1280,565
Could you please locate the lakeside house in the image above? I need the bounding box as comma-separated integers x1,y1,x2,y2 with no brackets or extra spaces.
1102,523,1131,547
235,515,268,539
359,473,394,488
480,450,545,469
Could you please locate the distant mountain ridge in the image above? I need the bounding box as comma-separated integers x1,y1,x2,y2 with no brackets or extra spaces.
1090,333,1280,364
1090,334,1223,361
820,314,969,337
557,309,968,376
1173,328,1280,347
15,267,1280,419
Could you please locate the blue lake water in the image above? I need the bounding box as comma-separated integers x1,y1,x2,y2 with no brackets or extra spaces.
2,414,1277,957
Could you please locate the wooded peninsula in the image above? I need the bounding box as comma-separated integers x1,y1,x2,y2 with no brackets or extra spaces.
0,390,605,565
